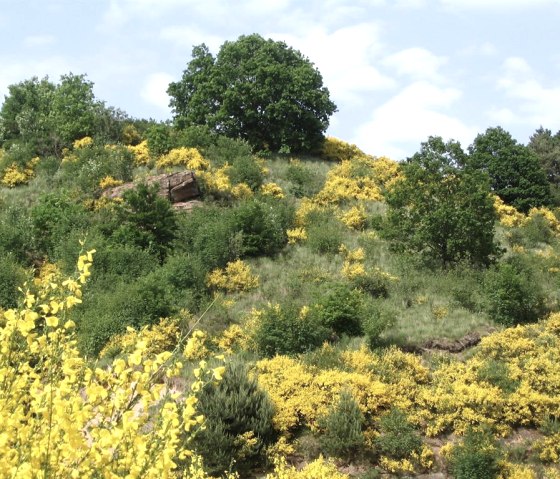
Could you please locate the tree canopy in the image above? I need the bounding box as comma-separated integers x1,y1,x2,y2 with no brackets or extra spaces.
168,34,337,153
469,126,551,213
384,136,499,267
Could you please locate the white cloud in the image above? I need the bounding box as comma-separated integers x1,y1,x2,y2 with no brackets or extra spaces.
493,56,560,128
440,0,557,9
270,23,395,105
383,47,447,81
140,72,174,111
23,35,56,48
161,26,223,52
353,81,477,159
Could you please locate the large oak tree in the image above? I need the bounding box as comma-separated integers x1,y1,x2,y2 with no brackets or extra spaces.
168,34,337,153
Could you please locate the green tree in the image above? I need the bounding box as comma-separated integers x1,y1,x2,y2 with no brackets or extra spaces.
384,136,499,268
528,126,560,203
168,34,337,152
191,360,276,475
469,126,551,212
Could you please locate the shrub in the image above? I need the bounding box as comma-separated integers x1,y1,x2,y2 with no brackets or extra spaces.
447,427,503,479
252,304,330,357
375,409,423,460
0,203,34,263
484,256,546,326
362,299,396,348
313,282,364,337
306,210,344,255
286,160,317,198
318,390,365,459
228,155,265,191
0,253,26,309
232,197,294,257
191,359,276,475
111,183,177,261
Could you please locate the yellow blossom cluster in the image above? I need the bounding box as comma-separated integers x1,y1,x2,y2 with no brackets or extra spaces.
127,139,151,166
99,317,181,359
72,136,94,149
156,147,210,171
98,175,124,189
1,157,40,187
183,329,211,361
314,155,401,205
321,136,367,162
261,182,285,198
339,244,367,279
213,324,250,354
206,259,260,293
287,227,308,245
266,456,350,479
339,204,367,230
526,206,560,233
379,445,434,474
0,249,234,478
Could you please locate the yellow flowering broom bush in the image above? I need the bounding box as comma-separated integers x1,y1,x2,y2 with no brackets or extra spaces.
206,259,259,293
0,248,234,478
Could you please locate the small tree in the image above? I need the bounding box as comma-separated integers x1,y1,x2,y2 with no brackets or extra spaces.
384,136,499,268
318,390,365,459
168,34,337,152
469,126,551,212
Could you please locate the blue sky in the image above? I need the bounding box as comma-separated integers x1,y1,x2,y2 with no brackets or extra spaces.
1,0,559,159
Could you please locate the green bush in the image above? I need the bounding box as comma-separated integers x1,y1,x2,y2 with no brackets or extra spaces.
58,143,134,194
318,390,365,459
191,359,276,475
111,183,177,262
362,299,396,348
228,155,264,191
375,408,423,460
477,358,519,394
484,256,546,326
31,192,90,259
252,303,330,357
286,161,317,198
447,427,503,479
76,271,175,356
0,203,35,263
313,282,364,337
306,210,344,255
232,197,294,257
0,253,26,309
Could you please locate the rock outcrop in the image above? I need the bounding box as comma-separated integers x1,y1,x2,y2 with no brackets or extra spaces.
102,171,200,206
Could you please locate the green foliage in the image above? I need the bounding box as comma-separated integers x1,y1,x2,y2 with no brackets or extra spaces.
58,143,134,194
286,160,317,198
112,183,177,261
484,256,546,326
168,34,337,152
0,253,26,309
362,299,396,348
252,303,330,357
318,390,365,459
375,408,423,460
313,282,364,337
384,136,499,268
529,126,560,191
76,271,175,356
228,155,265,190
447,427,503,479
0,73,120,156
477,358,519,393
232,197,294,257
192,360,276,475
146,123,173,158
469,126,551,213
30,192,90,259
0,203,34,263
306,210,344,255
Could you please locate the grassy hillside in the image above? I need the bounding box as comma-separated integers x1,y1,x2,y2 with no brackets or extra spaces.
2,131,560,478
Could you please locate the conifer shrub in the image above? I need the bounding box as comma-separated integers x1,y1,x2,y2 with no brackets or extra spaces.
191,359,276,475
375,408,423,460
447,427,503,479
484,256,546,326
252,303,330,357
318,390,365,459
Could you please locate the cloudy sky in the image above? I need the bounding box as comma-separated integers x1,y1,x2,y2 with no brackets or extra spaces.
1,0,559,159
